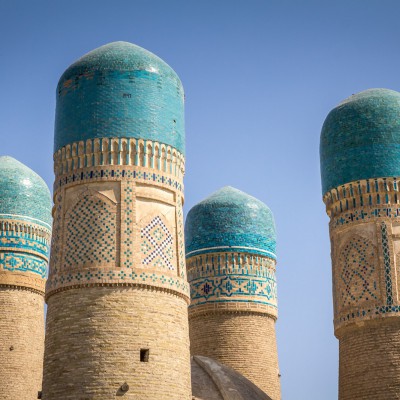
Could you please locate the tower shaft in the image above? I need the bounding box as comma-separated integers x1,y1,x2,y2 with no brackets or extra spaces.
42,138,191,399
324,178,400,399
187,251,280,399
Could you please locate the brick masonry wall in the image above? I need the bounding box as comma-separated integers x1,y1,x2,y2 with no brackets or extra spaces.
189,312,280,400
339,318,400,399
0,287,44,400
43,286,191,399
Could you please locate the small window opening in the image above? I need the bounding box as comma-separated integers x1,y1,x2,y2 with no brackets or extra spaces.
140,349,149,362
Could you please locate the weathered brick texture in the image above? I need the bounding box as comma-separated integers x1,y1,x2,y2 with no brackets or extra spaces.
189,312,280,400
0,288,44,400
43,286,191,399
338,318,400,400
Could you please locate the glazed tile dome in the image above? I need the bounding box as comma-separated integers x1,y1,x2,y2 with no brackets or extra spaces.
0,156,52,228
55,41,184,153
185,186,276,259
320,88,400,194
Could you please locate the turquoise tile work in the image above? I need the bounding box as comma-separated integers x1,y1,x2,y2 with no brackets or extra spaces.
0,156,52,228
0,156,52,277
55,42,184,154
185,186,276,259
320,89,400,194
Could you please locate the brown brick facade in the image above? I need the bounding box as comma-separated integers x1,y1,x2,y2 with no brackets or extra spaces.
43,286,191,399
189,312,280,400
0,287,45,400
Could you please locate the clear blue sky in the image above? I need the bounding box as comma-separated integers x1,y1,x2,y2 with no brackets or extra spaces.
1,1,400,398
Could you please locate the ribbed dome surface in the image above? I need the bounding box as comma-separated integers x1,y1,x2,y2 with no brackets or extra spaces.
55,41,184,153
320,88,400,194
0,156,52,227
185,186,276,259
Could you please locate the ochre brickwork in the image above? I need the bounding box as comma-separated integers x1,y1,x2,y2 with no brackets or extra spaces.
43,286,191,399
0,287,45,400
323,178,400,399
189,312,280,400
339,318,400,399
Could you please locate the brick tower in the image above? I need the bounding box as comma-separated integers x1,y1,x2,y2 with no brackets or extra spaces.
320,89,400,399
42,42,191,399
185,186,280,400
0,156,51,400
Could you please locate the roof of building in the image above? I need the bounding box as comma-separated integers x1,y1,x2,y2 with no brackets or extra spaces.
54,41,184,153
191,356,272,400
185,186,276,259
0,156,52,228
320,88,400,194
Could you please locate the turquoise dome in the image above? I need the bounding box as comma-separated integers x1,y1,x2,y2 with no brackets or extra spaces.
0,156,52,228
320,88,400,194
185,186,276,259
55,41,184,153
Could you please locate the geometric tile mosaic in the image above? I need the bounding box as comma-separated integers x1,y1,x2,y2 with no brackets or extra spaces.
338,235,378,308
0,252,47,278
141,216,174,270
64,194,117,268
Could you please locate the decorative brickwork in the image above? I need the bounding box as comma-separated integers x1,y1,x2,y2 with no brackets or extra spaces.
64,192,117,268
141,215,174,270
324,176,400,398
188,252,277,313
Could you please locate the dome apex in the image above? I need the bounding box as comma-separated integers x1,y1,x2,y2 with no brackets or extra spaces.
55,41,184,153
59,41,179,80
0,156,51,227
185,186,276,259
320,88,400,194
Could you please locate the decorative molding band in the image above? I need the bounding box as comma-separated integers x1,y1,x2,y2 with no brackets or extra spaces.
323,177,400,218
53,165,184,194
0,232,50,260
188,302,278,320
330,207,400,229
187,252,278,315
54,137,185,179
187,252,276,279
0,252,48,278
186,246,276,259
45,267,190,301
0,271,46,294
0,215,52,238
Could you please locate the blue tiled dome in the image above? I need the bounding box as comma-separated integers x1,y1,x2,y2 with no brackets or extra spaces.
0,156,52,228
54,41,184,153
320,88,400,194
185,186,276,259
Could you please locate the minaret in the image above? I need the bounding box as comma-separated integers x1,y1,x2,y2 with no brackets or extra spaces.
0,156,51,400
42,42,191,399
320,89,400,399
185,186,280,400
